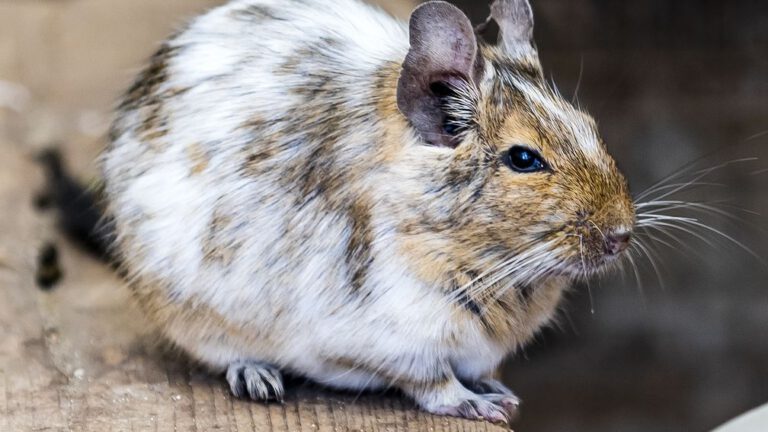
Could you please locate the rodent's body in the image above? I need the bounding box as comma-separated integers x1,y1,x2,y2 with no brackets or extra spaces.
103,0,634,421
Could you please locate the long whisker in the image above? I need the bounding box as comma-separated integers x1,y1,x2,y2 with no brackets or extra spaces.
467,243,554,300
639,213,765,265
635,157,758,203
473,241,563,304
635,182,724,202
632,237,666,291
633,230,676,250
572,55,584,104
745,129,768,142
636,218,717,247
673,219,763,263
451,237,548,297
638,224,719,266
433,240,556,317
623,247,645,301
638,200,760,229
578,233,596,314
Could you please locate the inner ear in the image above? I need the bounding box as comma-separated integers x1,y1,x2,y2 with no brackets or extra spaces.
397,1,482,148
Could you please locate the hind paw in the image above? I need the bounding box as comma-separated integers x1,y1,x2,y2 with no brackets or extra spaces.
226,360,284,402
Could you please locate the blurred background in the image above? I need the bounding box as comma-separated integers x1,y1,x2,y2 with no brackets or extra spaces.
0,1,766,431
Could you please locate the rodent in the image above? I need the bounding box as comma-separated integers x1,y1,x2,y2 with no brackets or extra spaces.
101,0,636,423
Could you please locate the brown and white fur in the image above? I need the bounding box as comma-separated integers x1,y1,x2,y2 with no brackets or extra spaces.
102,0,635,423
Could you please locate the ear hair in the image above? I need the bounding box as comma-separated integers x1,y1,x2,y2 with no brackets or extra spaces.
396,1,482,148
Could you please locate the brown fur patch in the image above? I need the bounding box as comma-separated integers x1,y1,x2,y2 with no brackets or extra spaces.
120,43,191,150
370,61,412,164
186,142,210,175
120,44,177,111
202,210,243,266
345,200,374,294
239,116,280,177
231,4,281,21
262,38,380,206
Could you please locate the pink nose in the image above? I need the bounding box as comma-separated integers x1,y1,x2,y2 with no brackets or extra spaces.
604,232,631,255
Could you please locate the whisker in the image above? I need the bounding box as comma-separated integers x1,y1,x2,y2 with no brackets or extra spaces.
637,218,717,248
745,129,768,142
672,218,765,264
634,181,724,202
632,237,666,291
433,239,557,318
637,224,712,262
470,249,551,300
636,157,758,203
623,248,645,301
576,233,595,314
638,200,760,229
639,214,765,265
571,55,584,104
633,230,676,250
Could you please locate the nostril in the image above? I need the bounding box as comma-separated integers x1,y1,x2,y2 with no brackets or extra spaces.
605,232,631,255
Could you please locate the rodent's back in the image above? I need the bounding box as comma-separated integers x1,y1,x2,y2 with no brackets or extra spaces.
101,0,414,349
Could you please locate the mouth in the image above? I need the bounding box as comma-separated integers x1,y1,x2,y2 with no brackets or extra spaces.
556,255,620,279
559,232,633,278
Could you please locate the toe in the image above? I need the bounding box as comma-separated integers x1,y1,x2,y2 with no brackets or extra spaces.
472,399,510,424
455,400,482,420
244,367,270,400
226,365,247,399
440,399,511,424
482,393,520,421
258,368,285,402
484,392,520,408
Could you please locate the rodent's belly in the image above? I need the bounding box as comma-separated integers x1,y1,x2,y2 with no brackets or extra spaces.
138,229,511,385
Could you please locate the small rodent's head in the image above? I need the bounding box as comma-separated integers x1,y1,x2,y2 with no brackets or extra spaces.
396,0,635,279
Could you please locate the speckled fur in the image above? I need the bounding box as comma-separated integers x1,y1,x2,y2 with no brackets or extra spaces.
102,0,635,421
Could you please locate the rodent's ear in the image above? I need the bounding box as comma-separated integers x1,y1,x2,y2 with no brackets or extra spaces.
397,1,482,148
487,0,539,63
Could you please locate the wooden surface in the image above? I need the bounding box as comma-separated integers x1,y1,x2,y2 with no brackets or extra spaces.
0,142,510,431
0,0,510,430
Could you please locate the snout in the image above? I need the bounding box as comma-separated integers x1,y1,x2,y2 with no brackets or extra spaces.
563,199,635,274
604,231,631,256
565,215,634,274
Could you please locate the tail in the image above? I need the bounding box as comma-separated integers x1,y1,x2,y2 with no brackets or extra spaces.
36,149,114,261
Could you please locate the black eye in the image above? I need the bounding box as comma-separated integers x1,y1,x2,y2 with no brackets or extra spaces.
503,146,548,173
